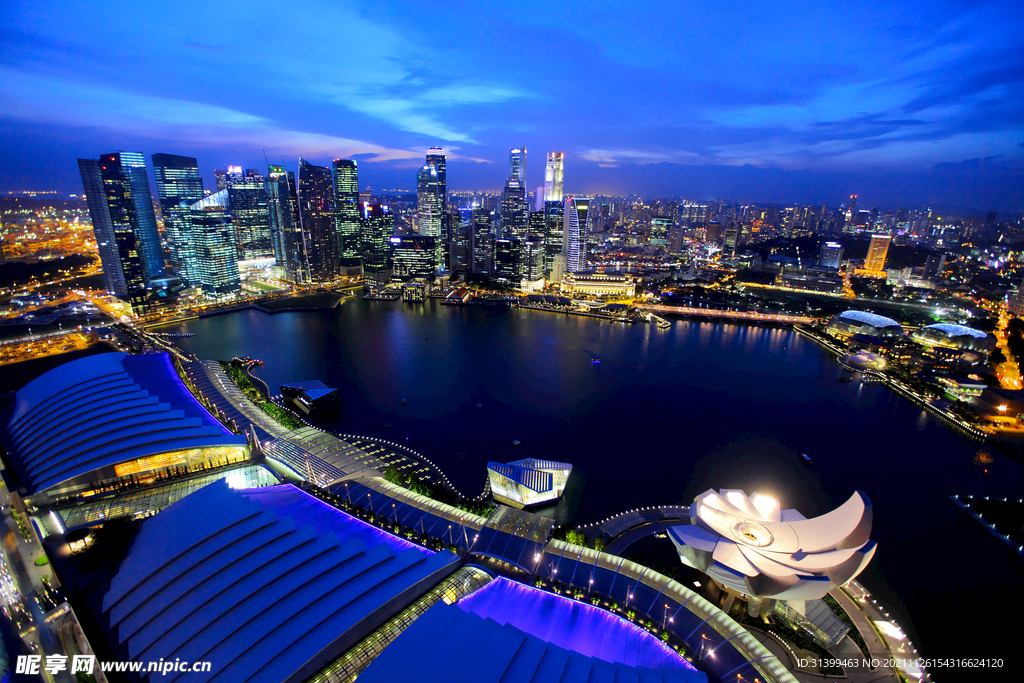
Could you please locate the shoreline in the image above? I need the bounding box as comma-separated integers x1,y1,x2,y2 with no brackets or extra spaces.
794,325,988,440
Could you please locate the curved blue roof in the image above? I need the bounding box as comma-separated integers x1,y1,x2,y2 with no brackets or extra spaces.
361,597,704,683
920,323,988,339
838,310,901,329
104,482,458,683
5,353,246,495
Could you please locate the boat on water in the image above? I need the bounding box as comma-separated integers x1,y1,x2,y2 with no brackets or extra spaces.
838,376,853,382
476,403,483,409
400,398,407,404
591,359,602,365
801,453,813,464
512,439,521,446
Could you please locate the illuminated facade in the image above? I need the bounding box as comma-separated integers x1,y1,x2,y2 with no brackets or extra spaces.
561,272,636,297
391,234,436,280
298,158,339,283
417,148,447,270
864,234,891,273
544,152,564,202
267,165,304,281
494,238,520,282
362,203,394,286
188,190,240,295
508,147,527,184
487,459,572,508
333,159,362,266
668,488,876,601
152,153,204,286
544,199,564,273
817,241,844,270
471,208,494,275
562,197,589,273
77,152,163,311
226,169,274,266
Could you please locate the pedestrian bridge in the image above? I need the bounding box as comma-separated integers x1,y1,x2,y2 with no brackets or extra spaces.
578,505,691,555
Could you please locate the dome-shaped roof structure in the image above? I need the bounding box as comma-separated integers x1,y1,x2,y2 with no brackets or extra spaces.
826,310,904,338
911,324,996,352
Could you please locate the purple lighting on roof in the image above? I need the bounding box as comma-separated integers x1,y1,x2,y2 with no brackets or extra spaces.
456,577,696,674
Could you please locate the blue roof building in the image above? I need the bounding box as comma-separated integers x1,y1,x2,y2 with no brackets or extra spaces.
2,353,247,503
104,481,458,683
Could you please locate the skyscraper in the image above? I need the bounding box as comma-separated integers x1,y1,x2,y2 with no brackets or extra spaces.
267,165,304,282
500,179,528,241
864,234,891,273
818,242,844,270
544,200,564,273
152,153,204,287
297,159,338,283
562,197,589,273
494,238,520,282
391,234,436,280
417,148,446,271
187,190,240,296
521,236,546,282
332,159,361,267
471,209,494,276
103,152,163,283
362,203,394,286
77,152,163,312
77,158,127,298
508,147,527,185
544,153,564,203
226,169,274,266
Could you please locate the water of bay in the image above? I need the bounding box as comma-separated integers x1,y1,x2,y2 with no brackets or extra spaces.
162,298,1023,663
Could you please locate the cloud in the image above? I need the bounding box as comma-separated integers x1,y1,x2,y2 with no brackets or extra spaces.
0,67,425,163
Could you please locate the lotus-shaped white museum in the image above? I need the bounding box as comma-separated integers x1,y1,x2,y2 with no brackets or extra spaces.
668,489,876,601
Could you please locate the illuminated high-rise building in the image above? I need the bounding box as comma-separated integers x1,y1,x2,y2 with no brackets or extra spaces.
494,238,520,282
267,165,304,282
361,203,394,286
471,208,494,276
332,159,361,267
562,197,589,273
391,234,436,280
864,234,891,273
543,200,564,273
77,158,129,298
104,152,163,283
187,190,240,296
508,147,527,185
417,147,447,271
500,179,528,241
77,152,163,312
297,158,339,283
544,153,564,203
818,242,844,270
226,169,274,267
152,153,204,287
521,235,546,281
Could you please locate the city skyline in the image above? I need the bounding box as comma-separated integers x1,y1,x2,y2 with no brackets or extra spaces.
2,1,1023,211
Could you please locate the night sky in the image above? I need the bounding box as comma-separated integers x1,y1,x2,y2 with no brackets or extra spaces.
2,1,1023,210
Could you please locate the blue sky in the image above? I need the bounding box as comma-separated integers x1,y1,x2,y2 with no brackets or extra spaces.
2,0,1023,210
